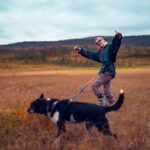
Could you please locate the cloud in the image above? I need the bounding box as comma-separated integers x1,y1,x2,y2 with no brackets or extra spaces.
0,0,150,44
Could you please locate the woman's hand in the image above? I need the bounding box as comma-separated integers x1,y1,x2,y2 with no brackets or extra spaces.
115,30,122,36
74,45,81,51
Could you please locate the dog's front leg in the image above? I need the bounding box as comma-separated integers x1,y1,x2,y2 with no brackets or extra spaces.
54,124,63,147
56,127,63,138
54,134,62,144
56,121,65,138
85,122,93,141
54,131,62,148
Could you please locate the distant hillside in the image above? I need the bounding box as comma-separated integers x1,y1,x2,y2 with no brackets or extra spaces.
0,34,150,67
1,35,150,48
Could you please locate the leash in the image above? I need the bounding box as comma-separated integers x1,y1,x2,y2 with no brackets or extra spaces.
71,71,99,101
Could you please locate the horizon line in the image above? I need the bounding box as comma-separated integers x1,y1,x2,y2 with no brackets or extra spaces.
1,33,150,46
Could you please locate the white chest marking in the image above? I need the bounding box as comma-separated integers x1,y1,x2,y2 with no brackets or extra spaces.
47,112,51,117
69,115,76,123
50,111,59,125
46,98,51,101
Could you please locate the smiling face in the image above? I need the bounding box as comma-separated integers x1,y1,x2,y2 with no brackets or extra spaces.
95,37,106,49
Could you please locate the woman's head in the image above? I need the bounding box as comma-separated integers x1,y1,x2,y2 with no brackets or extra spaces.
95,37,106,48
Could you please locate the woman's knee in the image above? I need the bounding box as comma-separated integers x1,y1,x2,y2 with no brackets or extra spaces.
104,90,109,96
92,83,98,91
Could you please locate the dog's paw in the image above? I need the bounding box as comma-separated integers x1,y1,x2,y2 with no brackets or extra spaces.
54,136,61,143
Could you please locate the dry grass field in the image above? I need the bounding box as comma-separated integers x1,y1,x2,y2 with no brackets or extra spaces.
0,67,150,150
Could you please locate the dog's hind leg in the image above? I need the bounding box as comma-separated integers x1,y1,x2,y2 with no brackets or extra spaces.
85,122,93,140
85,121,93,132
102,122,117,139
95,121,117,139
63,124,66,132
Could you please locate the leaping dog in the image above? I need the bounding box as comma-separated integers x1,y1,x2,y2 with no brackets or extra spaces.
27,89,124,139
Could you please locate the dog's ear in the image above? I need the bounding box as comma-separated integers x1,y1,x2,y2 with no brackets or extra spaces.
40,93,44,99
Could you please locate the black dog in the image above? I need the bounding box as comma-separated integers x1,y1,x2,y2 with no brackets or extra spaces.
27,89,124,139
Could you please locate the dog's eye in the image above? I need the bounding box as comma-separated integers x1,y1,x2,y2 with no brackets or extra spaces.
35,99,39,103
34,101,39,105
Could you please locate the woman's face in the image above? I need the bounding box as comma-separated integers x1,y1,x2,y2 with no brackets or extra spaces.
96,39,105,48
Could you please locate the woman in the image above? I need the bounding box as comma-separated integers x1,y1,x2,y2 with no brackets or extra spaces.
74,31,122,106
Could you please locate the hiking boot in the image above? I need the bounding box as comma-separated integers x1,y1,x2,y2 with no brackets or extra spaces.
98,93,106,106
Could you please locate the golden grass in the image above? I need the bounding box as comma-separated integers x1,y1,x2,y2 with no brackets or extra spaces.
0,68,150,150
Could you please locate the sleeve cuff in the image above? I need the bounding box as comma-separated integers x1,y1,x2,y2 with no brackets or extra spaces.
116,35,122,39
118,35,122,39
78,47,82,54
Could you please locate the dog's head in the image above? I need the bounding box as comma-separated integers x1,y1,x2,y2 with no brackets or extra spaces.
27,94,60,116
27,93,50,115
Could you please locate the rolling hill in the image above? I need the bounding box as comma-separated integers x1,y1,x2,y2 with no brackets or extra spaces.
1,35,150,48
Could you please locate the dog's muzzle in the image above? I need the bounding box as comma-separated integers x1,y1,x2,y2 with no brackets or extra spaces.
27,108,34,114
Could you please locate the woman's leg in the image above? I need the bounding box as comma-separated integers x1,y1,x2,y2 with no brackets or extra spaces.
103,75,115,104
92,73,111,96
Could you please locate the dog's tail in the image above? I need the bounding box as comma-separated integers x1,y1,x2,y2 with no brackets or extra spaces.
105,89,124,113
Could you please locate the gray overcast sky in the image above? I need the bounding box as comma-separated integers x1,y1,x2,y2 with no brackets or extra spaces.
0,0,150,44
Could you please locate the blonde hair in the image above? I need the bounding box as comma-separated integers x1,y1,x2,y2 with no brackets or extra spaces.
95,37,105,44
